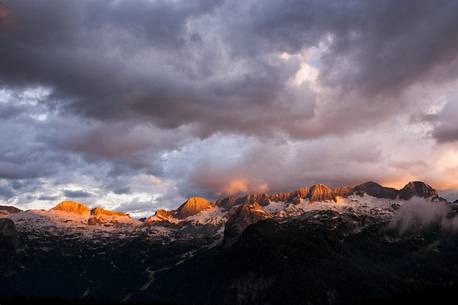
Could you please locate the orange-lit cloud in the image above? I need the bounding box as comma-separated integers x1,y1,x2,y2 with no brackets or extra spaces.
217,178,269,196
380,176,419,190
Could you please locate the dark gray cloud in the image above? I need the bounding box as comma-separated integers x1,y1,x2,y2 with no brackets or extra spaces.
0,0,315,139
38,195,59,201
0,185,14,199
433,124,458,143
0,102,23,119
63,189,92,198
0,114,68,180
316,1,458,95
431,97,458,143
3,0,456,141
1,0,458,212
114,200,156,215
113,187,131,195
10,180,26,190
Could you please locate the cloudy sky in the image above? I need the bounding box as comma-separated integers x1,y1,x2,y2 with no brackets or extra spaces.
1,0,458,217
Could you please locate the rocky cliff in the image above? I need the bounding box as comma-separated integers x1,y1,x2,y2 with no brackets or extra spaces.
51,201,90,215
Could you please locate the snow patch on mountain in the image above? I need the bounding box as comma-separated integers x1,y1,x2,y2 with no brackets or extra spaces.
185,206,226,225
264,200,288,213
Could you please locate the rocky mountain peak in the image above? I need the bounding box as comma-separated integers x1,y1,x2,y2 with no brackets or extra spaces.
51,201,90,215
268,192,292,202
353,181,399,199
175,196,212,219
333,186,353,197
399,181,438,200
90,207,130,217
307,184,336,202
236,193,271,206
215,196,237,209
294,187,309,198
0,205,22,216
87,208,138,226
223,202,270,246
145,209,175,223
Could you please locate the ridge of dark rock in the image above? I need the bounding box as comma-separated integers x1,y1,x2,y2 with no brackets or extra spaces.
353,181,399,199
223,202,270,246
399,181,438,200
333,186,353,197
215,196,237,209
236,193,271,206
0,205,22,215
0,218,20,252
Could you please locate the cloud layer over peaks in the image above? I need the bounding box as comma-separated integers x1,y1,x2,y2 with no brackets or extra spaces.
1,0,458,213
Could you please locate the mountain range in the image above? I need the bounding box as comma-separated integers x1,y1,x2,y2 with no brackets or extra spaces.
1,180,458,305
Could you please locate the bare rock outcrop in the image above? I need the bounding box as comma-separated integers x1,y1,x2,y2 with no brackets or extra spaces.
0,205,22,216
287,187,310,204
0,218,21,252
88,207,131,226
90,207,130,217
50,201,90,215
215,196,238,210
236,193,271,206
223,202,270,246
399,181,438,200
268,192,292,202
145,209,175,223
353,182,399,199
175,197,212,219
307,184,337,202
333,186,353,197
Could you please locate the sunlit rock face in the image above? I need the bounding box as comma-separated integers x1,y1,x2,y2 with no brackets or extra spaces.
293,187,309,199
50,201,90,215
353,181,399,199
215,196,238,210
269,187,309,204
307,184,337,202
0,205,21,216
175,197,212,219
399,181,438,200
287,187,310,204
145,209,175,223
223,202,270,246
333,186,354,197
236,193,271,206
90,207,130,217
269,192,292,202
88,207,132,226
1,180,455,305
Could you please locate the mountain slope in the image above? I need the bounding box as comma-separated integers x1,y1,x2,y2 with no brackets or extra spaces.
1,181,457,305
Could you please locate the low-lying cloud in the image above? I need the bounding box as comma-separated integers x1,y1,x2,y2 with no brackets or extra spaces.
390,199,458,234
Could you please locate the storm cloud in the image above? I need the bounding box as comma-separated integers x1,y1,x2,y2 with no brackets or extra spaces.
1,0,458,213
63,189,93,199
